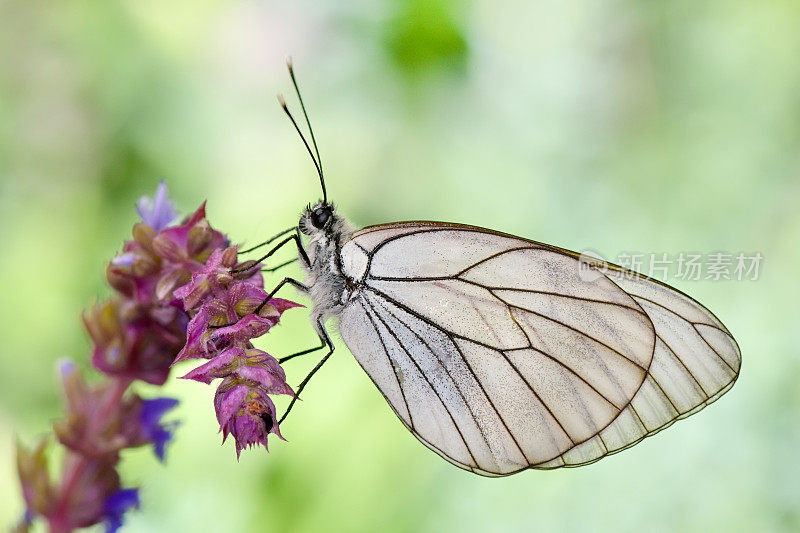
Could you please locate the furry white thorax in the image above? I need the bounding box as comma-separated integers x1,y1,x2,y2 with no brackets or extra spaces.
298,203,356,334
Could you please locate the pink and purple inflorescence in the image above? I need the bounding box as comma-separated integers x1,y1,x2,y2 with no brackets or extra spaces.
16,183,299,532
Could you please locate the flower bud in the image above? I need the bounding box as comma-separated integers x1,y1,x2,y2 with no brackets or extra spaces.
54,364,179,461
105,265,135,298
84,299,184,385
131,253,159,278
221,246,239,268
231,260,259,280
187,220,215,257
151,233,186,263
132,222,158,254
132,222,157,252
16,439,55,517
155,268,188,302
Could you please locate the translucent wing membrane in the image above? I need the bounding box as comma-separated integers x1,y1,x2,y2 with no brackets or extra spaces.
338,222,741,476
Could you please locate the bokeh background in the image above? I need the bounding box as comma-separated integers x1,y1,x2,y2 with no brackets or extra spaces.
1,0,799,531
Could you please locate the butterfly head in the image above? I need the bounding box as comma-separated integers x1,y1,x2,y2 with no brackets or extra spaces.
299,201,336,237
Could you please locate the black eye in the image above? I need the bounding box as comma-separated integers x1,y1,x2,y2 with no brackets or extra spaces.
311,207,331,229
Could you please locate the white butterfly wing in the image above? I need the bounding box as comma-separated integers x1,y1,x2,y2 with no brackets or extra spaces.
337,222,740,476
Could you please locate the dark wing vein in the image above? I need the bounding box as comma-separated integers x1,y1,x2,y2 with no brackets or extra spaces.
646,373,681,415
485,285,648,316
363,228,462,274
496,347,577,447
366,286,501,352
503,306,605,446
655,333,711,397
505,306,621,414
368,276,650,319
454,246,535,277
368,284,580,467
495,296,647,372
362,294,480,469
505,301,646,410
447,339,535,462
368,293,499,461
692,324,738,374
359,300,416,431
506,342,621,413
630,294,737,374
369,275,455,282
368,280,638,453
368,283,627,465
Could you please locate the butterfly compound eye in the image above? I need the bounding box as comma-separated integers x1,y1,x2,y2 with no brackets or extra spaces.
310,206,331,229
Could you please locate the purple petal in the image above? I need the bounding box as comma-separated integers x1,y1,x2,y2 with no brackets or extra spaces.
242,349,286,380
230,283,304,318
233,416,266,458
104,488,140,533
235,366,294,396
210,314,273,344
139,398,179,461
180,346,243,384
214,384,249,429
158,203,217,250
270,297,305,314
136,182,177,231
173,307,213,363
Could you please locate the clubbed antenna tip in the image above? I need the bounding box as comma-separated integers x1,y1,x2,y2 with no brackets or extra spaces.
278,61,327,203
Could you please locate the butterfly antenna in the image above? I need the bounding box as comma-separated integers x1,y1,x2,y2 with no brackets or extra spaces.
282,58,327,203
278,94,326,202
286,59,325,200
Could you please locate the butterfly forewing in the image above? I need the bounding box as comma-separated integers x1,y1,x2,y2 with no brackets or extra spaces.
337,222,741,475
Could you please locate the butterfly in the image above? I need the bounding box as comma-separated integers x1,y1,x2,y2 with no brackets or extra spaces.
243,61,741,476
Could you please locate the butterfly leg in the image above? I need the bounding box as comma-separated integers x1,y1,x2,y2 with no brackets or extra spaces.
255,276,325,364
254,276,309,315
238,226,295,254
206,274,307,331
209,233,311,331
278,316,335,424
279,337,325,364
259,228,310,271
233,229,310,277
261,257,298,274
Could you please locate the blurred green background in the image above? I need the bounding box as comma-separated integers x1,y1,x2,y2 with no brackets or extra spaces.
1,0,799,531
